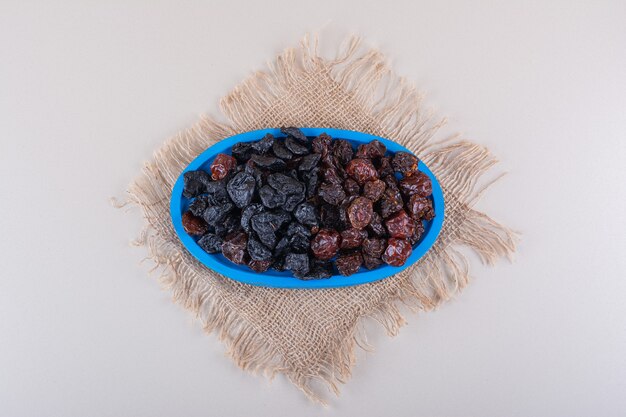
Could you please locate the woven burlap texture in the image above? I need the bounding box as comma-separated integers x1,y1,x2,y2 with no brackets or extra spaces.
124,36,516,403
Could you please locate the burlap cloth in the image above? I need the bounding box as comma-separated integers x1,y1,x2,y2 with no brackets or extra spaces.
122,36,517,403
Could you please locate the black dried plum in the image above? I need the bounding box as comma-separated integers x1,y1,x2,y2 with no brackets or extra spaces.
250,154,287,171
251,134,274,154
188,195,209,217
204,180,231,205
298,153,321,171
231,142,253,162
267,173,304,195
281,126,308,144
251,212,288,248
367,212,387,237
259,185,286,208
294,202,319,228
202,202,234,227
197,234,223,254
378,188,404,218
318,182,346,206
240,204,265,233
299,260,333,280
320,204,341,229
183,170,210,198
285,137,309,155
248,236,273,261
226,172,256,208
287,222,311,238
290,233,310,253
273,236,290,257
272,139,293,160
285,253,310,276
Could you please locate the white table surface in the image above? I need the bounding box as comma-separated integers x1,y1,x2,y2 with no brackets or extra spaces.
1,1,625,416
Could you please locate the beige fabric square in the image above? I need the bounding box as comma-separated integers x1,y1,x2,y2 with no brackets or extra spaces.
122,36,516,403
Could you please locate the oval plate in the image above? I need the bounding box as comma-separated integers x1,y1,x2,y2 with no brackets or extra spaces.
170,128,444,289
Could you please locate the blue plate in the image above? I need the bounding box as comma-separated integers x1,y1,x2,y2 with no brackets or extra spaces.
170,128,444,289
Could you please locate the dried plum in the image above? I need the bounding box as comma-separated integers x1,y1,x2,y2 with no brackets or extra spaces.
310,229,341,260
347,197,373,230
272,139,293,160
384,210,415,239
197,234,223,254
251,134,274,154
340,228,367,249
298,154,321,171
382,238,412,266
285,253,310,276
362,237,386,258
289,233,310,253
204,180,231,205
202,202,234,227
250,154,287,171
280,126,308,144
399,171,432,198
248,259,272,272
318,182,346,206
367,212,387,237
299,260,333,280
188,195,209,217
240,204,265,234
332,140,354,165
356,140,386,159
336,252,363,276
346,158,379,184
183,170,210,198
363,179,385,202
408,195,434,220
392,152,419,175
226,172,256,208
222,232,248,265
231,142,253,162
251,212,288,248
210,153,237,180
312,133,332,156
378,188,404,218
214,212,241,237
320,204,341,229
259,185,286,208
343,178,360,196
363,255,383,270
248,236,273,261
285,137,309,155
294,202,319,228
182,211,208,236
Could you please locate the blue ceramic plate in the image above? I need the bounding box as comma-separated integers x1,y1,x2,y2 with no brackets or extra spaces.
170,128,444,289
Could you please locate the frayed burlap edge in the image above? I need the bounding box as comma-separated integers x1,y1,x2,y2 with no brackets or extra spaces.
118,35,518,404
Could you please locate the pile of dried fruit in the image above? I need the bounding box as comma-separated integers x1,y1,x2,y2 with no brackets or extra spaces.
180,127,434,279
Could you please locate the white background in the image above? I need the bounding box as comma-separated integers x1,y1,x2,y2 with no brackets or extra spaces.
1,1,625,416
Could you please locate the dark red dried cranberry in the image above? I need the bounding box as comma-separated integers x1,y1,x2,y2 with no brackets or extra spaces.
335,251,363,276
362,237,386,258
248,259,272,272
392,152,418,175
385,210,415,239
362,255,383,270
363,179,385,202
347,197,373,230
408,195,435,220
310,229,341,260
345,158,379,184
378,188,404,218
312,133,332,156
356,140,386,159
408,221,425,245
222,232,248,265
210,153,237,180
340,228,367,249
181,211,208,236
343,178,360,196
382,238,412,266
377,157,394,178
367,212,387,237
399,171,432,198
318,182,346,206
332,140,354,165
